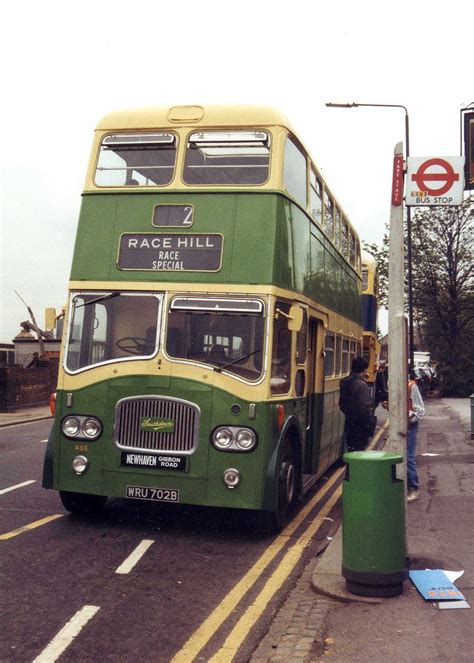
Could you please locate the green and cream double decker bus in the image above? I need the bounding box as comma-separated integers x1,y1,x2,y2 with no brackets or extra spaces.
43,105,363,531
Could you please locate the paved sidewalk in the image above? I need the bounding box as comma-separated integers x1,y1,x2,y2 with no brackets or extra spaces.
0,404,52,427
251,397,473,662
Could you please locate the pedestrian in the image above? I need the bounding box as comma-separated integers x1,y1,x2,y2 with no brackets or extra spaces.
407,369,425,502
374,361,389,410
339,356,374,452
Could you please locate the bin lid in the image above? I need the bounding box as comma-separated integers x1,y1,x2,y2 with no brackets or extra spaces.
343,450,403,464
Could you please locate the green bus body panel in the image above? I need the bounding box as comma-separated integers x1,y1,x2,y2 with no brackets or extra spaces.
70,192,361,324
48,377,340,512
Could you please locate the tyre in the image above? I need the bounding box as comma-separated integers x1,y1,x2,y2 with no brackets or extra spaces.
260,438,298,534
59,490,107,515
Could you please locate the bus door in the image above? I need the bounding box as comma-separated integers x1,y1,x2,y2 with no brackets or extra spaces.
291,309,323,477
302,317,324,476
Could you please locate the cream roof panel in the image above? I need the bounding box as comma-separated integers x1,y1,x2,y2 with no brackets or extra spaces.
361,250,377,269
96,105,294,132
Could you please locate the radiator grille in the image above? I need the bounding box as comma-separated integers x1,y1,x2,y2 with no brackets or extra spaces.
114,396,200,454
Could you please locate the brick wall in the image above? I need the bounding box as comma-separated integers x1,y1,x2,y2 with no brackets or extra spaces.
0,359,59,411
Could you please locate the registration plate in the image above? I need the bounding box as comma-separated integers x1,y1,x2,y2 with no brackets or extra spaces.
126,485,179,502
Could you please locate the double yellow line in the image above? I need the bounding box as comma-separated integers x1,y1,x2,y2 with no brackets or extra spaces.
172,470,344,662
173,421,388,662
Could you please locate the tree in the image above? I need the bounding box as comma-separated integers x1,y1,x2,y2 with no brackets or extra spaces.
362,199,474,396
411,200,474,396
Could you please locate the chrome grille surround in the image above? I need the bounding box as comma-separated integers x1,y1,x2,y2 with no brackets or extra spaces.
114,396,200,455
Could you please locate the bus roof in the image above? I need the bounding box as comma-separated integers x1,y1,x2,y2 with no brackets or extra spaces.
96,105,294,132
361,250,376,269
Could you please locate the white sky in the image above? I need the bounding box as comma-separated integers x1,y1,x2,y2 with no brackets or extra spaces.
1,0,471,342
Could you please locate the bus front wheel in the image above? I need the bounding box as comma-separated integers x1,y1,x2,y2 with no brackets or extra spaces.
59,491,107,516
261,439,298,534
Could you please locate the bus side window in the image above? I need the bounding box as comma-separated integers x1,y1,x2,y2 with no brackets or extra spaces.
283,137,307,208
334,335,342,376
334,209,341,250
342,338,350,375
342,219,349,259
349,232,356,266
296,309,308,365
271,302,291,394
324,333,335,377
310,167,323,225
324,190,334,240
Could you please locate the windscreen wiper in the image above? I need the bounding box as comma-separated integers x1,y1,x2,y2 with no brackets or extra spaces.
73,293,120,308
214,348,262,373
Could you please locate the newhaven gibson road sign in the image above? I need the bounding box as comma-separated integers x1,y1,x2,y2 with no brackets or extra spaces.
406,156,465,206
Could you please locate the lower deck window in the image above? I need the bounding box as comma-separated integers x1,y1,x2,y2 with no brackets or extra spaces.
271,302,291,394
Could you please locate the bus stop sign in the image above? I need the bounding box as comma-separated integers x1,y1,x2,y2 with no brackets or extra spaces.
406,156,465,206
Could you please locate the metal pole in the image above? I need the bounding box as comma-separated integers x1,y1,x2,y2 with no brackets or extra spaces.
405,112,415,371
386,142,408,469
325,102,415,369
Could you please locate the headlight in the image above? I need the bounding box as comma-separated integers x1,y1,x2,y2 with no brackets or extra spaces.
62,415,103,441
236,429,256,450
211,426,257,452
63,417,80,437
83,418,102,439
213,428,233,449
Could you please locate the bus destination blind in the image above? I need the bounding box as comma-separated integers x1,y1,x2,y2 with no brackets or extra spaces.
118,233,223,271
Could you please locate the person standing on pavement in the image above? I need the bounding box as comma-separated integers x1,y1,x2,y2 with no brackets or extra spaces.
407,370,425,502
339,356,374,452
374,361,389,410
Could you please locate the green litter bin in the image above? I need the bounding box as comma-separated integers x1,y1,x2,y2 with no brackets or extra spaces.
342,451,407,597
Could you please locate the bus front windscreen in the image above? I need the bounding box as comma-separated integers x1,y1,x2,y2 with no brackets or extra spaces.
166,297,265,381
65,292,162,372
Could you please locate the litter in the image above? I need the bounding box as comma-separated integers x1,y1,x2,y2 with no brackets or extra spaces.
409,569,468,608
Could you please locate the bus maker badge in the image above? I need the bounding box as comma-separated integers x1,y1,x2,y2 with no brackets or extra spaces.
140,417,175,433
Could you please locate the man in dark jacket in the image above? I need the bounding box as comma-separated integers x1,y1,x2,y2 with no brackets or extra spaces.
374,361,389,409
339,356,374,452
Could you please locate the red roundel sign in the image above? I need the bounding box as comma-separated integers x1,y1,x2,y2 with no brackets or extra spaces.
406,156,464,206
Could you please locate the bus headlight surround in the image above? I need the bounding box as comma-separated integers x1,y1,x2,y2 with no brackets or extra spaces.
211,426,257,452
72,455,89,475
62,415,103,441
223,468,241,489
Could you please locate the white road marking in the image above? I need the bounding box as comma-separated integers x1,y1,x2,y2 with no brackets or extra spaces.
32,605,100,663
0,480,36,495
115,539,154,574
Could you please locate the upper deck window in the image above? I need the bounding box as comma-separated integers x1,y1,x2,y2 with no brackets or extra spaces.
349,232,357,266
95,133,177,187
310,168,323,225
183,131,270,185
324,190,334,239
284,137,307,207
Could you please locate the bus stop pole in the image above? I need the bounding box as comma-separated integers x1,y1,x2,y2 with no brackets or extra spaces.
386,142,408,492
